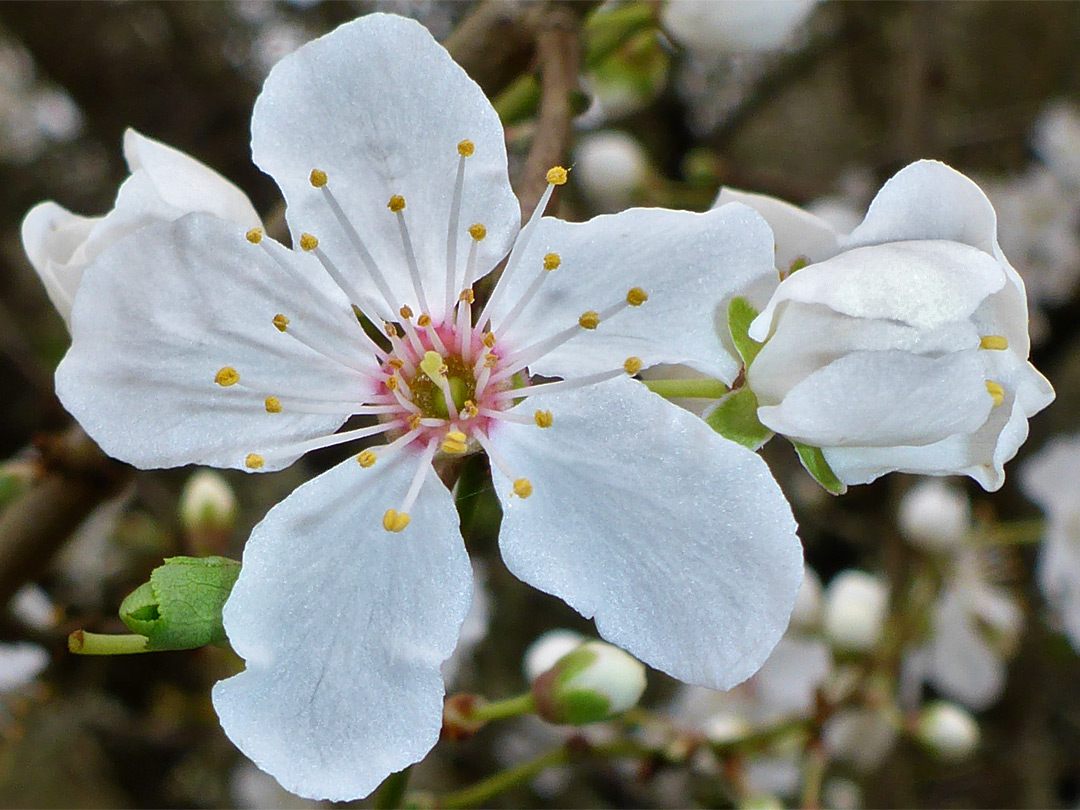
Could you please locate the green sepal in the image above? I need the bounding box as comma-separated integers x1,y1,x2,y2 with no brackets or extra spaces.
541,646,613,725
792,442,847,496
119,556,240,651
727,296,764,369
705,387,773,450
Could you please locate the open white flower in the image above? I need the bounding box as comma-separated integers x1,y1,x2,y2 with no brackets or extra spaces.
736,160,1054,490
1021,434,1080,650
50,14,802,801
21,129,261,328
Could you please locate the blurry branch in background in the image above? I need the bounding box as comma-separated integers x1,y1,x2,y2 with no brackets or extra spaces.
0,425,129,610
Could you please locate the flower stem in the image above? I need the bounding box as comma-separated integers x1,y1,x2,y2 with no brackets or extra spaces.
974,518,1045,545
68,629,149,655
470,691,537,723
374,766,412,810
642,378,729,399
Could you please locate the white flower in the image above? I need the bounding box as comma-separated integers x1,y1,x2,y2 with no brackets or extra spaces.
574,130,650,213
898,478,971,553
822,570,888,653
1021,434,1080,650
21,129,261,328
48,14,802,801
915,701,980,760
737,160,1054,491
662,0,818,55
1033,99,1080,188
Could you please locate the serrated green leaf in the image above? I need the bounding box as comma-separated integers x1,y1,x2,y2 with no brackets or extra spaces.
727,296,764,369
705,387,773,450
792,442,847,495
119,556,240,651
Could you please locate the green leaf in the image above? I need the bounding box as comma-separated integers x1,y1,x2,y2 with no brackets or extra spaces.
727,296,764,369
792,442,847,495
705,387,773,450
119,556,240,651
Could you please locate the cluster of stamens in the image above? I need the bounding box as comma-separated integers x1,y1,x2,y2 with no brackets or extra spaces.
214,142,648,532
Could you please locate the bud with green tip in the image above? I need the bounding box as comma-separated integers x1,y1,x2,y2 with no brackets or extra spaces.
915,700,980,760
119,556,240,651
531,640,646,725
179,470,237,555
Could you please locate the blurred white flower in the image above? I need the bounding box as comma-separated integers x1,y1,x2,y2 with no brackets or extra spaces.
823,570,888,653
574,130,650,213
179,469,238,536
1021,434,1080,651
662,0,818,55
915,700,980,760
740,160,1054,491
789,566,823,630
1033,99,1080,188
898,478,972,553
822,706,899,771
0,642,48,692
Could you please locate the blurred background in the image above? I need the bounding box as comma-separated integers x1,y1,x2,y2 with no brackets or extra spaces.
2,1,1080,807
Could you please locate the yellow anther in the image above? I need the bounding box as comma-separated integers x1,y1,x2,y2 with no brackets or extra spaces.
980,335,1009,351
357,450,377,468
986,380,1005,407
441,431,469,455
265,396,282,414
484,353,499,368
579,311,600,330
273,314,290,332
388,358,404,370
626,287,648,306
468,223,487,241
459,289,475,304
462,400,479,419
408,413,423,431
245,227,263,244
482,332,496,348
382,509,411,532
309,168,328,188
384,322,399,338
513,478,533,498
624,357,643,375
386,376,399,391
417,313,432,328
534,409,553,428
215,366,239,387
543,252,561,271
420,350,445,381
457,139,475,157
245,453,264,470
546,166,568,186
399,305,414,320
299,233,319,251
388,195,406,212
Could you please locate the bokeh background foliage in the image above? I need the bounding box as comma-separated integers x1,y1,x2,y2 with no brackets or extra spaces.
1,1,1080,807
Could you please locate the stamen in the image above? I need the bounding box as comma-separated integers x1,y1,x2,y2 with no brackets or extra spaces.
624,357,642,375
475,167,564,333
471,430,519,483
357,450,377,468
445,145,470,316
264,396,282,413
245,453,264,470
275,312,381,376
441,430,468,455
546,166,569,185
478,407,533,424
260,420,405,464
494,253,562,340
491,365,634,401
309,169,328,188
308,244,384,332
456,226,484,360
591,287,649,326
273,314,290,332
383,509,411,533
246,228,263,244
461,400,479,420
535,409,553,428
488,320,590,383
980,335,1009,351
483,332,497,349
390,382,421,413
513,478,533,499
315,181,400,317
458,140,475,157
398,310,427,356
578,311,600,330
215,366,240,387
385,438,440,532
419,314,448,355
389,195,431,314
986,380,1005,407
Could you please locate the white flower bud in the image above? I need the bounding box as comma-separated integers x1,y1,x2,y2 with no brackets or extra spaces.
662,0,817,55
574,131,649,213
702,711,751,745
523,629,584,684
823,571,888,653
915,700,980,760
180,469,237,534
898,479,971,552
531,640,646,725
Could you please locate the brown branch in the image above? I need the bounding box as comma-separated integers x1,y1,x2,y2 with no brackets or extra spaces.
444,1,538,98
516,5,584,219
0,425,130,609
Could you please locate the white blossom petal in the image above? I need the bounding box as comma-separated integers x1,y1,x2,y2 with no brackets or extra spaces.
756,349,993,448
749,240,1006,341
486,377,802,690
251,13,519,321
56,214,372,472
714,187,842,270
20,201,96,321
844,159,1000,256
214,451,472,801
494,203,777,383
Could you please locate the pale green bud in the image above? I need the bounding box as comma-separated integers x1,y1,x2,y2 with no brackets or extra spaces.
915,701,980,760
531,640,646,725
179,470,237,534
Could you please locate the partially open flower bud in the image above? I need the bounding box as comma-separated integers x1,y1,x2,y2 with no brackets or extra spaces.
915,700,980,760
823,570,888,653
531,640,646,725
